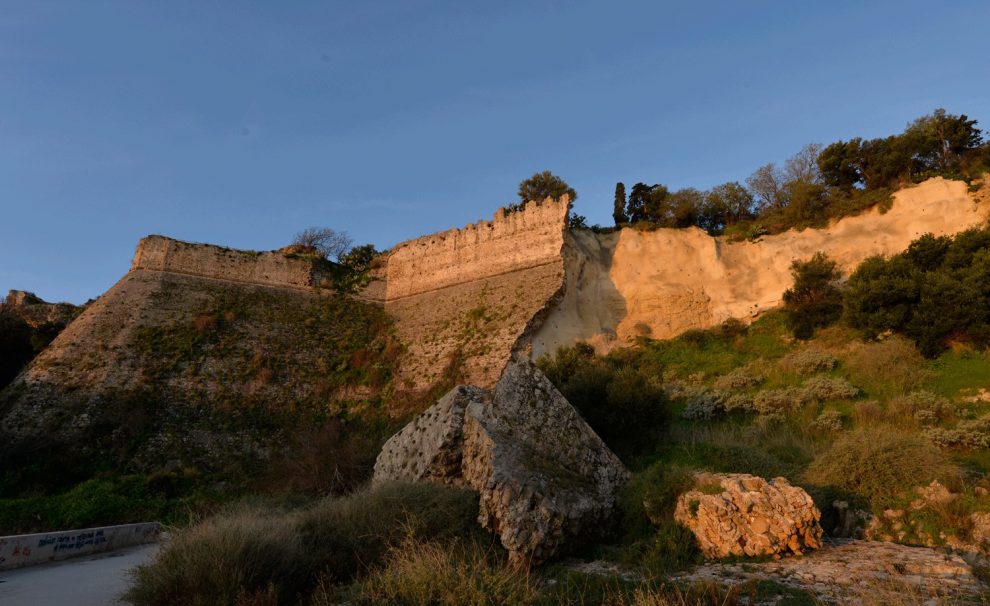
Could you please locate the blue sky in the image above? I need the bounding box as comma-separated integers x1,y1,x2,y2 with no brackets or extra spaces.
2,1,989,303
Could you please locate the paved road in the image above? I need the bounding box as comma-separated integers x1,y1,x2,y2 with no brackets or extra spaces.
0,543,159,606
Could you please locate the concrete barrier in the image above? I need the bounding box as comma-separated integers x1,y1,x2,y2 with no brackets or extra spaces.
0,522,160,571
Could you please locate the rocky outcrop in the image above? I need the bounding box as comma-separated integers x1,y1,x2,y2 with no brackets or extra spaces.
674,473,823,559
680,538,986,603
3,290,82,328
864,480,990,569
372,385,485,485
373,358,629,566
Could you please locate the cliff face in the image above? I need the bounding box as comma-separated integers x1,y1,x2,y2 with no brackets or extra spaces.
532,177,990,357
381,198,569,389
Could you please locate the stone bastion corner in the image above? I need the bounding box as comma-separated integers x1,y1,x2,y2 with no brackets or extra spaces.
381,196,572,388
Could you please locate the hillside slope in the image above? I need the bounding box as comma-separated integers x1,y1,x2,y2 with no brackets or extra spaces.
0,238,397,492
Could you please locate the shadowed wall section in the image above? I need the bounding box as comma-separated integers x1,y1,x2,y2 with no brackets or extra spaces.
382,198,570,389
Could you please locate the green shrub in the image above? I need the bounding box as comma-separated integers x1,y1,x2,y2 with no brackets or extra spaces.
0,476,174,535
779,349,837,375
925,414,990,449
799,376,859,402
842,336,932,398
843,255,922,338
125,482,479,606
616,464,701,574
809,410,844,433
888,391,956,424
803,427,960,508
538,345,667,457
752,387,806,414
843,228,990,356
783,252,844,339
713,364,766,390
680,389,728,421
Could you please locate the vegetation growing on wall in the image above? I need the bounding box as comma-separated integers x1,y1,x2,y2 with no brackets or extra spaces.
0,279,405,535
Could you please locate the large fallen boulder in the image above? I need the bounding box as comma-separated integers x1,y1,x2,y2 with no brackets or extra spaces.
674,473,822,559
373,358,629,566
373,385,486,486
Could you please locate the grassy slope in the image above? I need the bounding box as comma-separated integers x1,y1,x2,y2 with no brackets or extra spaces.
0,280,407,535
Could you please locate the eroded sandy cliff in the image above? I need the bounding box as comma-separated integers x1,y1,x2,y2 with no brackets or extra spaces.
532,177,990,357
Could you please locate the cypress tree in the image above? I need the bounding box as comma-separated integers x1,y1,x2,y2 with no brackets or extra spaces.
613,182,628,226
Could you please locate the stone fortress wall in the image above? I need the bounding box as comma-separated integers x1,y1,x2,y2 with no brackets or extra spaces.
382,198,571,389
32,177,989,400
132,235,320,290
385,199,571,300
124,201,572,391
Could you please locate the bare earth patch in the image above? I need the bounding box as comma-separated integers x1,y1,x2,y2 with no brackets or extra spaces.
677,538,986,603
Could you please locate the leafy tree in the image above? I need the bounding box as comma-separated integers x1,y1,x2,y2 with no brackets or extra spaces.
844,255,922,339
292,227,353,261
782,180,829,224
517,170,577,204
904,109,983,172
613,182,628,226
568,213,589,229
667,188,704,228
905,233,952,272
817,136,912,191
817,140,861,191
700,182,754,234
626,182,668,224
339,244,379,271
641,184,671,223
783,252,843,339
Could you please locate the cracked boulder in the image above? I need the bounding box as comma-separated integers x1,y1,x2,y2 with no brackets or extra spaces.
674,472,823,559
373,358,629,565
373,385,486,485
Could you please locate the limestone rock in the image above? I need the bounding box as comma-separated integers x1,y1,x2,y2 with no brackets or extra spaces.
674,473,822,559
909,479,956,510
678,538,986,603
372,385,486,485
373,358,629,566
972,511,990,546
3,289,81,328
464,359,630,565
